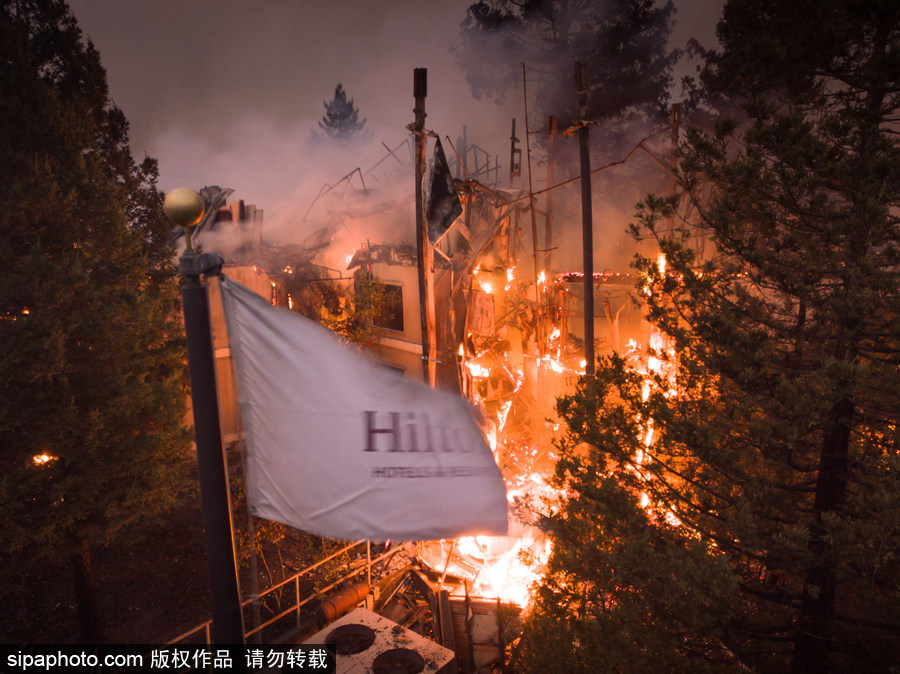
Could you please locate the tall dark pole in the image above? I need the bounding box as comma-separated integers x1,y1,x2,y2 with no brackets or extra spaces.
668,102,682,235
166,188,244,645
413,68,436,387
545,115,557,273
509,118,521,188
576,62,595,376
522,63,541,289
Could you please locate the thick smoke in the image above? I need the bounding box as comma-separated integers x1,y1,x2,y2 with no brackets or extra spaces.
449,0,724,273
67,0,721,273
456,1,677,128
67,1,507,242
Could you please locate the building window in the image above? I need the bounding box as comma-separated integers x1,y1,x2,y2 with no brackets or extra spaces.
375,283,404,333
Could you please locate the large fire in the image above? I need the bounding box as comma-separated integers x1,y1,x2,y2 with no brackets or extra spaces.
426,259,675,608
628,255,682,527
420,266,597,607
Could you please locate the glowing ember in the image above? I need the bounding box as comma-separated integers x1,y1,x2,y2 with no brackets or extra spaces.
497,400,513,431
456,535,486,557
486,427,498,454
541,356,565,374
480,280,494,294
643,420,655,447
466,361,490,378
626,307,681,526
475,534,552,607
32,454,56,466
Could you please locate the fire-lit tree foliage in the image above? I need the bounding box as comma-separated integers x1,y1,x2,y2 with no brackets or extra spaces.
456,0,678,129
517,1,900,672
316,269,391,348
0,0,190,641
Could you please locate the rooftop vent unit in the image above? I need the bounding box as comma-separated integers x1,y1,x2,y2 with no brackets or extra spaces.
305,607,456,674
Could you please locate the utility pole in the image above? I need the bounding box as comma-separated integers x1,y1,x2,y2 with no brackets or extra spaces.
522,63,541,291
413,68,436,387
576,61,595,377
509,118,521,188
669,102,683,237
545,115,557,272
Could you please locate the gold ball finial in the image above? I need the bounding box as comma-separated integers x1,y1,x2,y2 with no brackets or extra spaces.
164,187,205,227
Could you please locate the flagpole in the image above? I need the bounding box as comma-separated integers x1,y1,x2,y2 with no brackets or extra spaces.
413,67,437,388
165,188,245,644
576,62,595,377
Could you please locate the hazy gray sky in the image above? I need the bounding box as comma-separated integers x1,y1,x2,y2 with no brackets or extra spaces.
66,0,723,240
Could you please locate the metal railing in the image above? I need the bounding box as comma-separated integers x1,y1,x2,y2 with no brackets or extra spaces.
167,539,406,645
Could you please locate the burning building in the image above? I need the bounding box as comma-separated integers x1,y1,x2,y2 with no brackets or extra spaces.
173,110,676,669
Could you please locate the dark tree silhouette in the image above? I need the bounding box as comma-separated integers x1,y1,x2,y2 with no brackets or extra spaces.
316,83,371,145
517,0,900,671
0,0,190,642
456,0,678,128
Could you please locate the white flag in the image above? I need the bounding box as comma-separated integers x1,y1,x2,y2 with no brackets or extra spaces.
218,275,508,542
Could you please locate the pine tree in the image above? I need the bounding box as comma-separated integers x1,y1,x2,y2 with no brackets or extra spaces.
517,0,900,671
0,0,191,641
315,83,370,145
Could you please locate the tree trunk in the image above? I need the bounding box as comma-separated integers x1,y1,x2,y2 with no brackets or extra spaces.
793,397,853,673
70,537,103,643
